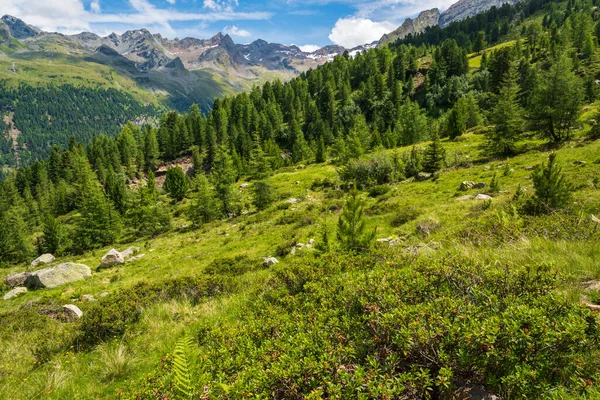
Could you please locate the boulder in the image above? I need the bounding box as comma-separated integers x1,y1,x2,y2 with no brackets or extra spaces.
62,304,83,319
263,257,279,267
98,249,125,269
459,181,475,191
121,247,140,260
3,286,27,300
24,262,91,289
475,194,493,200
31,253,55,267
5,271,31,288
416,172,432,181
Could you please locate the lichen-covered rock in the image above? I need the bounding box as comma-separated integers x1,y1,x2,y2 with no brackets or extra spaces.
5,271,31,288
459,181,475,191
416,172,432,181
475,194,493,200
63,304,83,319
3,287,27,300
121,247,140,260
31,253,55,267
98,249,125,269
24,262,91,289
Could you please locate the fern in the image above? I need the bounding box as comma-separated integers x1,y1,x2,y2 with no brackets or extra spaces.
173,335,196,398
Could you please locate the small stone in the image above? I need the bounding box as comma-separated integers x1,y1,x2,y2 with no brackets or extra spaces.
459,181,475,191
81,294,97,302
475,194,493,200
376,237,391,243
456,195,472,201
31,253,55,267
3,287,27,300
263,257,279,267
240,183,249,188
416,172,432,181
121,247,140,260
296,243,305,248
309,238,316,245
126,254,146,263
98,249,125,269
525,165,535,171
295,181,300,185
100,292,109,297
290,247,297,255
286,198,298,204
389,238,403,246
574,160,587,165
62,304,83,319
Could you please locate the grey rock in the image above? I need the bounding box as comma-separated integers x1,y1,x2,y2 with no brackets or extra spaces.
5,271,31,288
475,194,493,200
24,262,91,289
525,165,535,171
377,237,391,243
126,254,146,263
309,238,316,245
455,384,499,400
239,183,249,188
31,253,55,267
121,247,140,260
100,292,110,297
416,172,432,181
98,248,125,269
574,160,587,165
285,198,298,204
263,257,279,267
459,181,475,191
3,286,27,300
81,294,97,302
62,304,83,319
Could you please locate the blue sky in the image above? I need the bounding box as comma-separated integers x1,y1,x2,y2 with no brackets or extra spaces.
4,0,458,48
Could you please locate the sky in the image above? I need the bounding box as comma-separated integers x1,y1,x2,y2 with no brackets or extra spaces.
1,0,458,49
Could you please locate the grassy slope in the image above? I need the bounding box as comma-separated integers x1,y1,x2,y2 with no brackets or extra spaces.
1,106,600,396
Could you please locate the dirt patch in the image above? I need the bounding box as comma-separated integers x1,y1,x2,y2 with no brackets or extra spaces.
154,156,194,188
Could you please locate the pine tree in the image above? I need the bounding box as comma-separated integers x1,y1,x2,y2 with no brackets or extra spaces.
423,130,446,173
104,168,127,214
489,173,500,194
487,62,525,155
474,31,487,54
529,153,571,214
528,52,583,143
164,167,189,202
337,186,375,251
212,145,240,216
252,180,275,211
248,135,271,179
0,206,33,264
39,212,68,256
187,174,219,226
315,135,327,163
144,127,160,171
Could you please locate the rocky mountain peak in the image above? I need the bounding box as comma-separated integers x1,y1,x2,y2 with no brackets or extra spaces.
379,8,440,45
439,0,520,26
1,15,40,39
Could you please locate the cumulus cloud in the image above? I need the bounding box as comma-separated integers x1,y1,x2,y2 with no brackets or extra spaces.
166,0,176,4
223,25,251,37
1,0,272,37
328,17,395,48
299,44,321,52
204,0,238,12
90,0,101,13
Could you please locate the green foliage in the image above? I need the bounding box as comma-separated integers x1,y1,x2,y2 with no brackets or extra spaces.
252,180,275,211
38,213,69,256
423,130,446,173
528,153,571,214
173,336,196,398
339,152,402,189
187,174,219,226
528,52,583,143
163,167,189,202
489,173,500,194
337,187,376,251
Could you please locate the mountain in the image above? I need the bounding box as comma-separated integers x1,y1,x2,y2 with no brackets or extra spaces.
380,8,440,44
0,15,40,39
440,0,521,26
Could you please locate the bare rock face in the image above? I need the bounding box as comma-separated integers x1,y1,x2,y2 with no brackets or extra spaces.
24,263,91,289
98,249,125,269
440,0,521,27
3,286,27,300
380,9,440,44
31,253,55,267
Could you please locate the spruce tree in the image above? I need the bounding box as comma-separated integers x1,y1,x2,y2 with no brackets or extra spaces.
423,130,446,173
104,168,127,214
252,180,275,211
530,153,571,214
128,171,171,236
39,212,68,256
528,52,583,143
188,174,219,226
487,62,525,155
337,186,375,251
164,167,189,202
248,135,271,179
212,145,240,216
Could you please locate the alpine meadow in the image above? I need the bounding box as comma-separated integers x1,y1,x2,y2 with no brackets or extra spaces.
3,0,600,398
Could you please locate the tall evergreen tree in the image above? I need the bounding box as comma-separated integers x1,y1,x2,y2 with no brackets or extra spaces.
337,186,375,251
423,130,446,173
164,167,189,202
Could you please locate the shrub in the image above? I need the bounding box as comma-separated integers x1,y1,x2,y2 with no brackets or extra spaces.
527,153,571,215
164,167,189,201
391,206,421,227
205,255,260,276
338,152,399,188
368,185,390,197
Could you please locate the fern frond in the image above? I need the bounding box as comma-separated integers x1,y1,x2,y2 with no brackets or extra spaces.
173,335,195,398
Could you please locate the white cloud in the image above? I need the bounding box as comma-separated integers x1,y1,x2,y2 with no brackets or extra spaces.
204,0,238,12
90,0,101,13
166,0,176,4
328,17,395,48
299,44,321,52
223,25,251,37
1,0,272,38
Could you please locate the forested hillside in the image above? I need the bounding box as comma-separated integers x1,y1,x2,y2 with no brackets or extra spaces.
0,83,158,170
1,0,600,396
